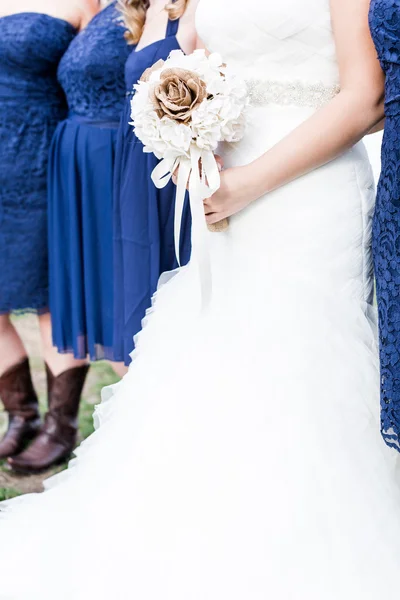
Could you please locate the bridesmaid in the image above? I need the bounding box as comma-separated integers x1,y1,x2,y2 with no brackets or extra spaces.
113,0,198,365
0,1,97,465
369,0,400,450
9,0,133,474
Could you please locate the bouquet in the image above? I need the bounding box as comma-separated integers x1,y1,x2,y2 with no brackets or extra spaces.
130,49,249,303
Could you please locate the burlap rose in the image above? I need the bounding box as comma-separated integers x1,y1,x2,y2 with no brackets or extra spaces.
150,68,207,124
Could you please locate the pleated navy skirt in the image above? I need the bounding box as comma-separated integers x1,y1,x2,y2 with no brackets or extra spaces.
48,115,118,361
113,100,192,365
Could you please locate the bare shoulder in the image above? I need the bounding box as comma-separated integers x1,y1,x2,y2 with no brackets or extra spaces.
76,0,100,29
77,0,100,12
78,0,101,16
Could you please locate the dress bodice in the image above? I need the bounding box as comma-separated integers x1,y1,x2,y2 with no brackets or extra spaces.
369,0,400,117
196,0,339,87
0,13,75,104
0,13,75,315
124,17,181,91
57,2,132,120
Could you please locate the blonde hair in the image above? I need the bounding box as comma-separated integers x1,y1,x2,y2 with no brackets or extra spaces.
118,0,189,45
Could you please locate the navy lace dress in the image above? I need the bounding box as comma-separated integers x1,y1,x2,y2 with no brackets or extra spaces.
0,13,75,314
370,0,400,450
113,16,191,365
49,2,132,361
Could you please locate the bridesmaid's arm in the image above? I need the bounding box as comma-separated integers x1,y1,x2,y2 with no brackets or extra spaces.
177,0,201,54
368,118,385,134
196,38,206,50
205,0,385,225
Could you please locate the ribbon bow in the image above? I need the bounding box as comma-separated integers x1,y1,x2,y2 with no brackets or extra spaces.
151,147,221,308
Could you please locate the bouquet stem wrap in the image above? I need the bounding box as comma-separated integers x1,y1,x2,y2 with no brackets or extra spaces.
151,147,221,308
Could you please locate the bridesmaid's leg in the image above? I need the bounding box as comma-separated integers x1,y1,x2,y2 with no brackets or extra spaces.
109,361,128,378
0,314,27,374
0,314,40,459
7,313,90,474
38,312,88,376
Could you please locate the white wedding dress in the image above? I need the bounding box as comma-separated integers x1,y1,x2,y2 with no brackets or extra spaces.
1,0,400,598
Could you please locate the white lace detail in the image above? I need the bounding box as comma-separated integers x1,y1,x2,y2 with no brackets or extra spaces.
246,79,340,109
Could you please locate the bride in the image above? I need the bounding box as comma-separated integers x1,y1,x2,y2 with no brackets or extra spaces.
1,0,400,598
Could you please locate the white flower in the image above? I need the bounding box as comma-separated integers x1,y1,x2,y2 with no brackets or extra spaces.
221,113,247,142
130,49,249,162
159,118,192,154
130,82,151,117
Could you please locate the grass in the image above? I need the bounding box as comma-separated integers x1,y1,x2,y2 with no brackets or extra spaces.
78,361,119,441
0,487,22,501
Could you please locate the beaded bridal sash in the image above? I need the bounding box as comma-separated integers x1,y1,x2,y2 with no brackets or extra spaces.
246,79,340,109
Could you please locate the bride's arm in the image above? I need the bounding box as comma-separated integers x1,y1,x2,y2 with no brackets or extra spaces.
205,0,385,225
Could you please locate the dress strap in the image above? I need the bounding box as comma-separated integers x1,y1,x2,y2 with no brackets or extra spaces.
166,17,180,38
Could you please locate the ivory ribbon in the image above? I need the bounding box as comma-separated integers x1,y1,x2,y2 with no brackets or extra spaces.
151,147,221,308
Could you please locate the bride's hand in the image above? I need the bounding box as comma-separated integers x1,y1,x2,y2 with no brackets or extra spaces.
204,165,259,225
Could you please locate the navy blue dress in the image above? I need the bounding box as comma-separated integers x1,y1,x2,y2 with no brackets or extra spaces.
49,2,132,361
113,17,191,365
370,0,400,450
0,13,75,314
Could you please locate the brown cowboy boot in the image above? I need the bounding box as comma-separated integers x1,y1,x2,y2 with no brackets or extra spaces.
9,363,89,474
0,358,41,460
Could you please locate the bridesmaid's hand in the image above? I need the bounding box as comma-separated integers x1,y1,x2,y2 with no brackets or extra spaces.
204,165,260,225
